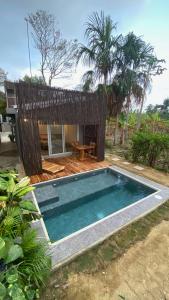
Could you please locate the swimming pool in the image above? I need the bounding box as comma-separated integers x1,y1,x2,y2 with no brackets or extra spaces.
34,168,156,242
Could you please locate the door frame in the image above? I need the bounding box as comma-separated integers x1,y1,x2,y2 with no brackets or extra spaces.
44,124,79,158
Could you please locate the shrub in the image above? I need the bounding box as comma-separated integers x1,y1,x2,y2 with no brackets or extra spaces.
131,131,169,167
0,170,51,300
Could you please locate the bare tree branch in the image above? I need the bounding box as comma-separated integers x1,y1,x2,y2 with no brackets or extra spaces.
28,10,79,86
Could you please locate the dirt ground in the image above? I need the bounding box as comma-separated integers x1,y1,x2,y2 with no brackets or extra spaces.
0,133,19,170
41,153,169,300
105,153,169,188
63,220,169,300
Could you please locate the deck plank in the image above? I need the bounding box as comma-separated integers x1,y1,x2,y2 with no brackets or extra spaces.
30,156,110,184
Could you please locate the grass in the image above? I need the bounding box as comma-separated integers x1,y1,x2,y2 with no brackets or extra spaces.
41,199,169,299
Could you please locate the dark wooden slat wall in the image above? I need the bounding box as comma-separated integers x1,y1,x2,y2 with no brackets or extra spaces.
15,82,107,176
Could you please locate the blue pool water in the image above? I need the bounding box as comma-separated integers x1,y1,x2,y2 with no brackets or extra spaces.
35,168,155,241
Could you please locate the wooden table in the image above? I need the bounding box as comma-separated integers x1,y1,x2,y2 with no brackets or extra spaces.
74,144,95,161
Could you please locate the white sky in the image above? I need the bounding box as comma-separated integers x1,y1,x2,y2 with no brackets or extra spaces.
1,0,169,107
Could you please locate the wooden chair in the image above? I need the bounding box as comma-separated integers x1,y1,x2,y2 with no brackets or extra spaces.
40,133,48,150
86,142,96,157
71,141,80,156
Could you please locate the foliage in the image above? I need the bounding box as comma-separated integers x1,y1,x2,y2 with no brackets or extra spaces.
146,98,169,120
0,170,51,300
81,70,95,92
22,75,45,85
78,11,119,85
131,131,169,167
28,10,78,86
0,91,6,115
78,11,165,140
0,68,7,86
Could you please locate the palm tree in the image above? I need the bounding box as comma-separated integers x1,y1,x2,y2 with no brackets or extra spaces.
78,11,119,86
81,70,95,92
136,55,165,129
114,32,165,133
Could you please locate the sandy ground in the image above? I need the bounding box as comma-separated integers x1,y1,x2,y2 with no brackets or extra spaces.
64,221,169,300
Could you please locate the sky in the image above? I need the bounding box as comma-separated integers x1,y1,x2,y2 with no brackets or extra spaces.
0,0,169,107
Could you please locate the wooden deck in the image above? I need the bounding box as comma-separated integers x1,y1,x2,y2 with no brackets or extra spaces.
30,156,110,184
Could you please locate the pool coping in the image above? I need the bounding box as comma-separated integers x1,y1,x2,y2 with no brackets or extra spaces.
31,166,169,268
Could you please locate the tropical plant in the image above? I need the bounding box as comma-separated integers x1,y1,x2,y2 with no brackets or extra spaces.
0,170,51,300
131,131,169,167
112,32,165,140
147,98,169,120
0,91,6,115
81,70,95,92
78,11,119,86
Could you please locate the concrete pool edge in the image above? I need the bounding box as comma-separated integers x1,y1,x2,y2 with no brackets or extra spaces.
31,166,169,268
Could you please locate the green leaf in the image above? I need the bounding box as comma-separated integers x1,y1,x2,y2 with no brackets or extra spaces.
4,216,14,227
16,177,30,189
0,237,6,259
0,238,5,251
19,200,37,212
6,268,19,284
7,177,16,193
0,196,8,201
0,282,6,299
5,245,23,263
0,178,7,191
7,207,21,217
8,283,26,300
25,289,35,300
14,186,35,197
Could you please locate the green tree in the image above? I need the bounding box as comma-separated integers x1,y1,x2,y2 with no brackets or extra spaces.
0,91,6,115
0,68,7,86
22,74,45,85
78,11,119,86
146,104,155,114
153,98,169,120
81,70,95,92
114,32,165,132
136,54,165,129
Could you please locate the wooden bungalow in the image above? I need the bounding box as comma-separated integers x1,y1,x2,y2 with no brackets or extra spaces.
7,82,107,176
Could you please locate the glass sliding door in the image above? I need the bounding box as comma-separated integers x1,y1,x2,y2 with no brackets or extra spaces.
38,123,49,156
49,124,64,155
64,125,78,152
40,124,79,156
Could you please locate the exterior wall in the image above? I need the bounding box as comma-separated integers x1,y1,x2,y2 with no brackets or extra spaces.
17,117,42,176
79,125,84,144
96,122,105,161
5,81,17,113
15,82,106,176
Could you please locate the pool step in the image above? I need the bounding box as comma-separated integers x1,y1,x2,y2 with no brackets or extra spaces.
38,196,59,208
42,185,120,217
40,199,60,214
35,171,121,209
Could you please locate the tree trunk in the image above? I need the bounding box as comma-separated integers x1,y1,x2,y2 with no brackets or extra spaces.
125,96,130,143
48,77,52,86
137,96,144,130
120,127,125,145
114,113,119,145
